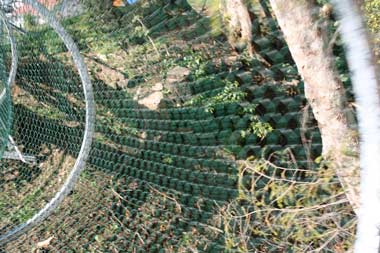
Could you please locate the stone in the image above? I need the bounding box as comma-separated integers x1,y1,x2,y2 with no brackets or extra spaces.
166,66,191,84
165,66,191,105
151,82,163,91
133,87,142,100
138,91,164,110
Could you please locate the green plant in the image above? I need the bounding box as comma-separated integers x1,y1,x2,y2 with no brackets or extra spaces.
185,80,246,111
181,50,209,78
219,152,355,252
364,0,380,33
24,14,37,31
131,15,161,57
240,104,273,140
363,0,380,58
162,156,173,164
245,117,273,139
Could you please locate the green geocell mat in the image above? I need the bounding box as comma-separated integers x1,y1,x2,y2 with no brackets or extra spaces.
0,0,357,252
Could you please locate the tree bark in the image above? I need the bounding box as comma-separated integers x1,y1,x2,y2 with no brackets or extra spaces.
332,1,380,252
222,0,254,56
269,0,360,211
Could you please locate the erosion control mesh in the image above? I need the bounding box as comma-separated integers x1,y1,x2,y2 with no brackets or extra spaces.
0,15,13,161
0,0,357,252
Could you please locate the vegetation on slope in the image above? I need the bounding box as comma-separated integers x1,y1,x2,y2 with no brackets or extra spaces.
4,0,378,252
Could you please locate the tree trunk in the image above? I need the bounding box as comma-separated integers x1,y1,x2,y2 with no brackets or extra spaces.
222,0,254,56
269,0,360,211
332,1,380,252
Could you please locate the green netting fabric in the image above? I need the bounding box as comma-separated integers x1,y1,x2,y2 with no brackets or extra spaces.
0,0,357,252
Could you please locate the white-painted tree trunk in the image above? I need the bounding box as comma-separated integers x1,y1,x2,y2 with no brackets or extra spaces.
332,1,380,252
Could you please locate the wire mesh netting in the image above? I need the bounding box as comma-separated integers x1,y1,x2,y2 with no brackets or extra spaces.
0,0,358,252
0,14,13,161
